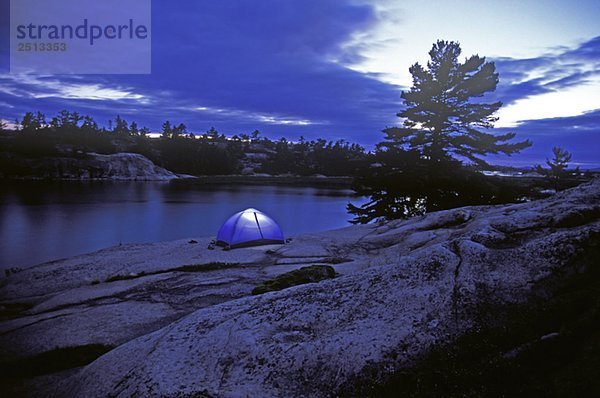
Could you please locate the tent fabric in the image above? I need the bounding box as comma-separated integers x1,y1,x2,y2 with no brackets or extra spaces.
216,208,285,248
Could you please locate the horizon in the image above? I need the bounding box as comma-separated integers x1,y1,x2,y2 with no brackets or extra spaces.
1,0,599,167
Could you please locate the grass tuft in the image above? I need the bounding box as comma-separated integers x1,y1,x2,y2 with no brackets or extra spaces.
0,344,114,379
103,262,240,283
252,265,336,295
0,302,33,321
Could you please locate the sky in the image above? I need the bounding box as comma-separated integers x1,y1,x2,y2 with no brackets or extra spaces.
0,0,599,167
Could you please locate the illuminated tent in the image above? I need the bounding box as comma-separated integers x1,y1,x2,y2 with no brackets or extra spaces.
216,208,285,249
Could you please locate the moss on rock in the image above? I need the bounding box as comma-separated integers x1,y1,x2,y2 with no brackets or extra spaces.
252,265,336,295
0,344,114,379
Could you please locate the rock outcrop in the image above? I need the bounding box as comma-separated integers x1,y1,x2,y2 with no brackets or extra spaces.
0,179,598,397
82,153,177,180
2,152,178,180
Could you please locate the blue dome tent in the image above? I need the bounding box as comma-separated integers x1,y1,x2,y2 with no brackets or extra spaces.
216,208,285,249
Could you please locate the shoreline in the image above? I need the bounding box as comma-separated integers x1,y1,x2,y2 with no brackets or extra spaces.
171,174,354,188
1,174,355,188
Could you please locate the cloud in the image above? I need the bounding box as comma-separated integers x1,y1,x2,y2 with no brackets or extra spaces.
490,109,600,168
491,36,600,126
0,0,402,143
188,105,318,126
0,73,147,101
507,109,600,136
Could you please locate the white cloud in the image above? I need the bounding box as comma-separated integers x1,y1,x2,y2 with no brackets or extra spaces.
45,84,145,101
191,105,317,126
496,75,600,127
0,118,19,129
495,54,600,127
0,101,15,109
256,115,313,126
0,73,148,102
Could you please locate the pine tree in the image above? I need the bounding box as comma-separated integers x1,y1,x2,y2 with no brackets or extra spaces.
129,121,139,136
171,123,187,138
349,40,532,223
50,110,81,130
113,115,129,135
535,147,576,190
81,115,99,132
21,111,46,132
382,40,531,165
161,121,172,138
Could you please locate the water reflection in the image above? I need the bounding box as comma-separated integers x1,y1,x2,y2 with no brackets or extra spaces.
0,181,363,270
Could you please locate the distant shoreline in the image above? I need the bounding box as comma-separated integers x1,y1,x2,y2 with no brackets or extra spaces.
5,173,594,191
172,175,354,188
0,174,355,189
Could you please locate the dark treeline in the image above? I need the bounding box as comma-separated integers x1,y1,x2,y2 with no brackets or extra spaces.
0,110,367,176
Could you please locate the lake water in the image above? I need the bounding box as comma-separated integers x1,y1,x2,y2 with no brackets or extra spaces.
0,181,364,271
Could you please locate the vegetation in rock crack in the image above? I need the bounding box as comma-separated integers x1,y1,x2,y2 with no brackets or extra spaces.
103,262,239,283
0,344,114,379
252,265,337,295
0,302,34,321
